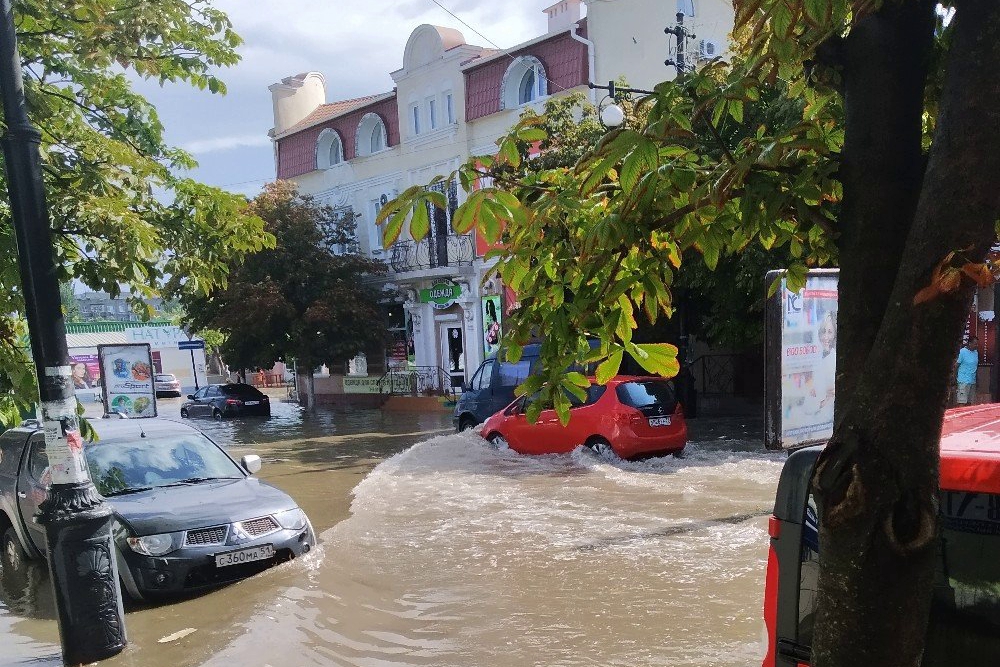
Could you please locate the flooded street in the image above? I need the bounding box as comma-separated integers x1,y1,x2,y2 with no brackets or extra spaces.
1,396,783,667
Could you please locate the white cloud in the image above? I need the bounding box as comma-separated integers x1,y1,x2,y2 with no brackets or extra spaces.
181,134,272,155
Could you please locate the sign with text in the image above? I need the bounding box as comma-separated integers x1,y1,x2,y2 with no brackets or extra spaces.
126,325,187,345
343,375,415,394
764,269,839,450
98,343,157,418
420,281,461,310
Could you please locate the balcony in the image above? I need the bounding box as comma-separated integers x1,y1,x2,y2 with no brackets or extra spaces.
389,234,475,273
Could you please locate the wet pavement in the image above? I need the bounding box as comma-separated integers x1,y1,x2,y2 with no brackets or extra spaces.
1,394,782,667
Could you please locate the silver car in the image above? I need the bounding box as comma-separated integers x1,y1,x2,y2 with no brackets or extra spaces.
155,373,182,397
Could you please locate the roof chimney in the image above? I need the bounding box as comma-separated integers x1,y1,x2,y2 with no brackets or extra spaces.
268,72,326,137
544,0,583,34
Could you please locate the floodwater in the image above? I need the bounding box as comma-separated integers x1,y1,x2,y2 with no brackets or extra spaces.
0,394,784,667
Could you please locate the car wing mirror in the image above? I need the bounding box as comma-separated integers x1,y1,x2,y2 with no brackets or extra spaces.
187,394,195,400
241,454,262,474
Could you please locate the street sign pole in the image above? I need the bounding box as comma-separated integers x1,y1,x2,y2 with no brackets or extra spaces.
0,1,126,663
190,349,199,391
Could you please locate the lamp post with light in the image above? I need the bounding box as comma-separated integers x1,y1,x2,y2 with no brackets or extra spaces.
587,81,653,129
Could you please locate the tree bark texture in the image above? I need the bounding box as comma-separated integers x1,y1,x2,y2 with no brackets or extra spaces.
812,2,1000,666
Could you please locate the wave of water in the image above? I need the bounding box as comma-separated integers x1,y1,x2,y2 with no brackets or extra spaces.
203,431,785,667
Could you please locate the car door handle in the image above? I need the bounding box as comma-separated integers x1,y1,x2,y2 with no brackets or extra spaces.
17,491,26,498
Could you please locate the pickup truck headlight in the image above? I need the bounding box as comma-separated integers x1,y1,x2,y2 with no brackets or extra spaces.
273,508,308,531
127,533,178,556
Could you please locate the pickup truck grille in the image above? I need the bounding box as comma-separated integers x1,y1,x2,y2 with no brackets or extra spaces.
185,525,228,546
239,516,279,537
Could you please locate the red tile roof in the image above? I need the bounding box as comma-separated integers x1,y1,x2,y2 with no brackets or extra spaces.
282,91,395,136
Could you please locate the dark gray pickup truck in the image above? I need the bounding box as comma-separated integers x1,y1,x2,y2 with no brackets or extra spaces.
0,417,314,600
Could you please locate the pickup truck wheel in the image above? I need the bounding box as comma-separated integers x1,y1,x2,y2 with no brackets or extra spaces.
2,527,28,574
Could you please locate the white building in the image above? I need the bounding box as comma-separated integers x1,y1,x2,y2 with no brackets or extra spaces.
268,0,733,394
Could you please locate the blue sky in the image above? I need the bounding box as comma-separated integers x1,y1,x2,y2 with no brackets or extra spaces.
136,0,561,198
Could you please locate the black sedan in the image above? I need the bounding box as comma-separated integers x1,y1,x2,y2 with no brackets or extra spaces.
181,383,270,419
1,417,314,600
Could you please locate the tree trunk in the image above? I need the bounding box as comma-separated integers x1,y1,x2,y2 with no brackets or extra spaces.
812,2,1000,666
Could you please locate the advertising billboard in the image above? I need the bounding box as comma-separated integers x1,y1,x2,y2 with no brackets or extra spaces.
765,269,839,450
482,295,502,356
98,343,157,418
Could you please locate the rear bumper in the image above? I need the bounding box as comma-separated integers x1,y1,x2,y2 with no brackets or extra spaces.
223,403,271,417
612,420,688,459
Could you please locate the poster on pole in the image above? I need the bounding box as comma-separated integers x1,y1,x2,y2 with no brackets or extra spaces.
98,343,157,418
764,269,839,450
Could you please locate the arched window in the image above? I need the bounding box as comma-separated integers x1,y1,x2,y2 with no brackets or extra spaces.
316,128,344,169
356,113,388,157
501,56,547,110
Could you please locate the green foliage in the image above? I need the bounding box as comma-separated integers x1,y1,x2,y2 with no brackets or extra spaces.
0,1,271,419
59,283,81,322
183,182,389,372
387,49,841,410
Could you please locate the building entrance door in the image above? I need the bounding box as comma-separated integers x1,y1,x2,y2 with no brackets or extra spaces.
439,324,465,389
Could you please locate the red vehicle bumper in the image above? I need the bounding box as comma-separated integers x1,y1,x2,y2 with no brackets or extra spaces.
611,418,688,459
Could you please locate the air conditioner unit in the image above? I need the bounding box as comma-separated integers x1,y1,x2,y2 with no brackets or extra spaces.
699,39,721,59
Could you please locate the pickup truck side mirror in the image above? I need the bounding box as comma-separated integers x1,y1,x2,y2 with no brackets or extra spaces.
241,454,262,474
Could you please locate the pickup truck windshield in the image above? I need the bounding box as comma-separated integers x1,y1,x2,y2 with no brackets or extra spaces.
85,434,244,497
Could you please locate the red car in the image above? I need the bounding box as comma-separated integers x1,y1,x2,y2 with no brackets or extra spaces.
762,403,1000,666
480,376,687,459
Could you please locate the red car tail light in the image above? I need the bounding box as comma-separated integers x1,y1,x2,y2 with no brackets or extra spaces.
762,532,780,667
225,399,241,406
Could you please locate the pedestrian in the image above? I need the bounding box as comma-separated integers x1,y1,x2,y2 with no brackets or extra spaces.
956,336,980,406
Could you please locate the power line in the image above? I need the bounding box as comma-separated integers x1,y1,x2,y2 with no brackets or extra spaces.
427,0,574,96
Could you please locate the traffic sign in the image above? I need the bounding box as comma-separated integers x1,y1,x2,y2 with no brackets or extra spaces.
178,340,205,350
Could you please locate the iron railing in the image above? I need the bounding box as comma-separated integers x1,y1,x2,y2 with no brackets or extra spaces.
388,234,475,273
377,366,455,396
689,353,739,397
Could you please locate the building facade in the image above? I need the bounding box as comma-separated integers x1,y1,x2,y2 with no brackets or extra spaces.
268,0,733,393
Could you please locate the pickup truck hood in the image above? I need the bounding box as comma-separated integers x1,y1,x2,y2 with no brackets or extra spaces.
109,478,297,536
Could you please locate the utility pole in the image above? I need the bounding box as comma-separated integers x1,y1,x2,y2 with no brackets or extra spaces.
0,1,126,664
665,12,696,76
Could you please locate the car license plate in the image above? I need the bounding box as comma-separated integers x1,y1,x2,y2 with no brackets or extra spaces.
648,416,671,427
244,400,260,406
215,544,274,568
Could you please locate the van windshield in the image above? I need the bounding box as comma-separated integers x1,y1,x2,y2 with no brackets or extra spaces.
797,491,1000,663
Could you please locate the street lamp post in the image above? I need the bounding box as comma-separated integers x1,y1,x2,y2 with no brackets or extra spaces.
0,1,126,664
587,81,654,129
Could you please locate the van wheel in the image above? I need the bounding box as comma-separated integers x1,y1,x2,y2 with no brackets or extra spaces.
587,437,617,460
2,527,28,574
459,417,477,432
487,433,508,449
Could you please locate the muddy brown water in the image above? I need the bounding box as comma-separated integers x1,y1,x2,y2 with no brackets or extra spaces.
1,395,783,667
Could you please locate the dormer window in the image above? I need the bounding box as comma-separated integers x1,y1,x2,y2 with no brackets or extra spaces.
356,113,388,157
501,56,548,110
316,128,344,169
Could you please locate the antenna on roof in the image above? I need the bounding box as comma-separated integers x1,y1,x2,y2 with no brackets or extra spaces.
113,410,146,437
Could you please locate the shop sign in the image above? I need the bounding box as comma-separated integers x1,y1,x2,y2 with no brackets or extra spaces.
420,282,461,310
343,375,415,394
126,325,187,345
98,343,157,418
